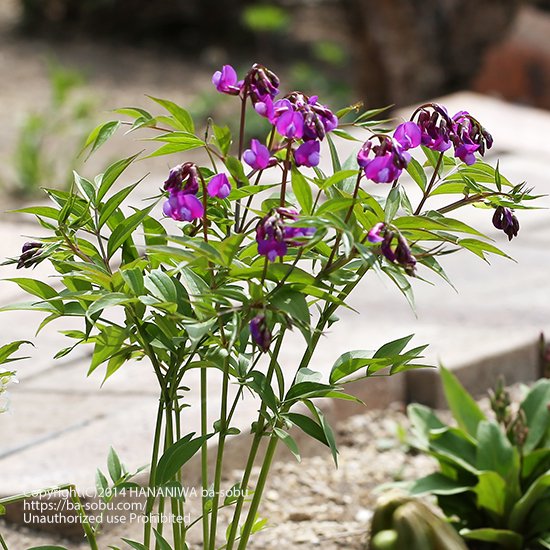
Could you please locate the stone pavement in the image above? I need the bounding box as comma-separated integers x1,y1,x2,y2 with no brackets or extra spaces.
0,92,549,513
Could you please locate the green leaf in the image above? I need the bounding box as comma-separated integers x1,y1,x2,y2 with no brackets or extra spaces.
10,205,60,220
96,469,109,498
460,528,523,550
374,334,414,358
521,379,550,453
88,325,127,375
273,427,301,462
82,120,120,159
156,433,212,485
271,288,310,341
284,381,336,403
98,182,140,229
410,472,473,496
406,158,427,191
0,340,33,365
474,471,507,518
330,349,375,383
86,293,131,320
476,420,518,482
121,540,149,550
107,204,155,259
97,153,141,202
212,124,232,156
291,169,313,214
509,472,550,531
145,141,203,159
225,156,250,187
287,412,329,447
121,267,145,296
107,447,123,483
27,546,70,550
144,270,177,304
73,171,96,203
320,169,358,191
440,365,486,438
147,95,194,133
152,529,173,550
384,185,401,223
5,278,63,312
305,401,339,466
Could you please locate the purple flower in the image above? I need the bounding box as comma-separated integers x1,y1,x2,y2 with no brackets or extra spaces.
249,314,271,353
294,140,320,167
492,206,519,240
367,222,385,243
207,173,231,199
394,122,421,150
212,65,242,96
164,162,199,195
357,137,411,183
243,139,275,170
275,106,304,139
254,95,275,120
451,111,493,165
163,191,204,222
380,231,396,262
413,104,453,152
256,207,314,262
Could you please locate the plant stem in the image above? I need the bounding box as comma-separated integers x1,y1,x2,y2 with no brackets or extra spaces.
144,399,164,549
225,334,285,550
207,350,231,549
235,94,248,231
0,533,7,550
236,435,279,550
414,151,444,215
280,141,293,207
200,367,210,550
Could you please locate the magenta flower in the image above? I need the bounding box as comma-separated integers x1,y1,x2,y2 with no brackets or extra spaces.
249,314,272,353
275,106,304,139
357,138,411,183
254,95,275,120
207,173,231,199
451,111,493,165
492,206,519,240
413,104,453,152
163,191,204,222
394,122,421,150
294,140,320,167
256,207,314,262
212,65,242,96
243,139,274,170
367,222,385,243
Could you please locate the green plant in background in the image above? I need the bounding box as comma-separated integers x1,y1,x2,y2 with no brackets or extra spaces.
407,367,550,549
0,341,30,413
368,491,468,550
8,60,95,197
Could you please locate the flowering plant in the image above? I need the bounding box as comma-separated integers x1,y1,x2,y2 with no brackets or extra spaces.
0,63,536,549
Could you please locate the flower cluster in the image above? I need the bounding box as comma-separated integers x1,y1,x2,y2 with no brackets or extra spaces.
256,207,315,262
214,64,338,170
162,163,231,222
357,122,420,183
492,206,520,240
358,104,494,184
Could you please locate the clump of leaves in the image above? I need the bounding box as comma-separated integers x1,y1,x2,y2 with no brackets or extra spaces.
407,368,550,549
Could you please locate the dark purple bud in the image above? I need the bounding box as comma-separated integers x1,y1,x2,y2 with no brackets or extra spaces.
250,314,271,353
492,206,519,240
380,231,396,262
451,111,493,165
395,235,417,274
17,242,43,269
357,136,411,183
246,64,280,103
164,162,199,195
412,104,453,152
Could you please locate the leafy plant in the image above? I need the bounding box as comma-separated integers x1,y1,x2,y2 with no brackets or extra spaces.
0,62,537,549
407,368,550,549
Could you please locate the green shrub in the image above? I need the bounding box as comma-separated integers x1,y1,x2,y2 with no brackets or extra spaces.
407,368,550,549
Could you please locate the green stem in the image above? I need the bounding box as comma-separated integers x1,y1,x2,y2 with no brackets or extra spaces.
144,399,164,549
225,334,285,550
414,151,444,215
200,367,210,550
0,532,8,550
236,435,279,550
280,141,293,207
207,351,231,549
235,94,248,231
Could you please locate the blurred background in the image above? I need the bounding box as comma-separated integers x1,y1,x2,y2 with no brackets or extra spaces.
1,0,550,201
